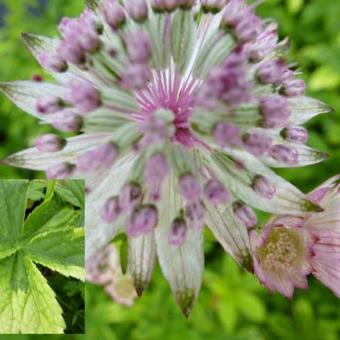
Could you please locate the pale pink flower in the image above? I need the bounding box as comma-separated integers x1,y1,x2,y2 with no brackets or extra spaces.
86,244,137,306
252,175,340,298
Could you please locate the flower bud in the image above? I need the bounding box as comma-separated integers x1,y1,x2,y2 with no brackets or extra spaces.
282,79,306,97
52,114,83,132
213,122,242,147
179,174,201,202
270,144,298,165
201,0,226,13
126,205,158,237
244,132,272,156
235,17,258,43
78,28,101,53
80,9,104,34
257,60,285,85
185,200,205,230
124,31,152,64
220,0,243,28
145,153,169,201
168,218,187,246
260,95,291,128
58,40,85,65
69,80,101,113
125,0,148,22
35,134,66,153
281,126,308,144
101,196,121,223
204,179,229,205
77,142,118,172
39,52,68,73
104,0,126,30
121,64,151,90
234,203,257,228
120,182,143,210
253,175,276,199
46,162,75,179
36,96,64,114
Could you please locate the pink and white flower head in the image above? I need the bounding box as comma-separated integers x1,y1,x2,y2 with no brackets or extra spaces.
250,225,313,298
0,0,333,315
251,175,340,298
86,244,137,306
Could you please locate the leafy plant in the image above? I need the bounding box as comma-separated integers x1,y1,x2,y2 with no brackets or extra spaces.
0,179,84,334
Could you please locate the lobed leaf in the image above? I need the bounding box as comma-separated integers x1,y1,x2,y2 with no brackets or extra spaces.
23,227,85,281
0,180,29,241
0,253,65,334
22,192,79,240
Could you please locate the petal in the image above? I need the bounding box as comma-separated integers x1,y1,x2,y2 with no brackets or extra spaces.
305,197,340,231
264,272,295,298
85,0,103,10
145,11,171,69
4,133,111,171
312,259,340,297
262,143,328,168
85,153,137,259
0,81,67,119
289,96,333,125
308,175,340,203
204,200,252,270
202,147,321,214
21,33,93,84
193,15,234,79
128,232,157,296
171,9,197,74
155,172,204,317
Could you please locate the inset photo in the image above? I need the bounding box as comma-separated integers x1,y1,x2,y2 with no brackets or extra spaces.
0,179,84,334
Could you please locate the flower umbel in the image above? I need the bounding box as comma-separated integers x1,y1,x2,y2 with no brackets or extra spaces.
0,0,333,314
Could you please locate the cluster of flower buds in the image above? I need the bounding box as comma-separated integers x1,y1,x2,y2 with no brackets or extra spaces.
151,0,196,12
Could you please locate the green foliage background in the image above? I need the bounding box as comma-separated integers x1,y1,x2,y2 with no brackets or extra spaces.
0,0,339,338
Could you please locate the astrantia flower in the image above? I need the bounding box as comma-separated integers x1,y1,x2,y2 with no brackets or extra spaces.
0,0,332,314
86,244,137,306
251,175,340,298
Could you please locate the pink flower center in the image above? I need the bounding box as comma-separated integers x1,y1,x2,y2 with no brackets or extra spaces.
135,69,200,148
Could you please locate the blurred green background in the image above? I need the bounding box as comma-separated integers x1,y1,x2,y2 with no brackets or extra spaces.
0,0,339,338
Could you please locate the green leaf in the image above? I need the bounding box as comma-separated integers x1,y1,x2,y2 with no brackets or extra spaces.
22,193,79,240
28,180,46,201
0,180,29,241
23,227,85,281
120,238,129,275
0,180,84,333
55,180,85,209
287,0,304,14
0,253,65,333
237,292,266,322
216,301,237,334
